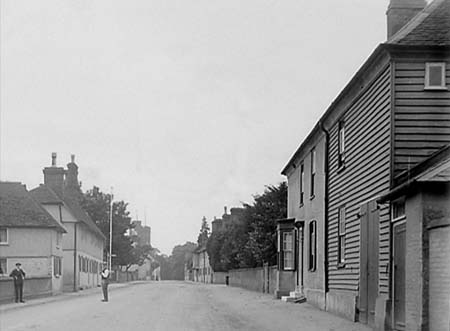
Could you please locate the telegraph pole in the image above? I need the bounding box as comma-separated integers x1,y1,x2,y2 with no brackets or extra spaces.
109,187,114,270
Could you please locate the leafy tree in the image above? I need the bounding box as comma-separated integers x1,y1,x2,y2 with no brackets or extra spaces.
197,217,210,246
82,186,139,268
241,182,287,266
163,242,197,280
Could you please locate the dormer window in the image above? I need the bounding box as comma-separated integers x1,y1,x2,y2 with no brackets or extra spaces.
425,63,447,90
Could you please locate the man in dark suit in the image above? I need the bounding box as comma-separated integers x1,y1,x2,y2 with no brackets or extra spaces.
9,263,26,303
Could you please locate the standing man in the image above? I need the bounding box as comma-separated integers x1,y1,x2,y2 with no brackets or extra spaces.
101,264,110,302
9,263,25,303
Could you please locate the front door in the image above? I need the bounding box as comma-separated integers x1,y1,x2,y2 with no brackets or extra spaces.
393,222,406,331
359,200,379,326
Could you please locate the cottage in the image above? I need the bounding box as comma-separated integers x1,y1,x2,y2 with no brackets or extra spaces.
0,182,66,302
280,0,450,329
30,154,105,292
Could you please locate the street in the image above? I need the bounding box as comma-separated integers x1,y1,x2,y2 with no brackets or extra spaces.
0,281,371,331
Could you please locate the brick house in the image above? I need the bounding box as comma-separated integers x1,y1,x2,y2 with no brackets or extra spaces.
379,145,450,331
0,182,66,302
30,154,105,292
279,0,450,329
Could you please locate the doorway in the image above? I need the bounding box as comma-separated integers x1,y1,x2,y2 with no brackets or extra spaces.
392,221,406,331
359,200,379,326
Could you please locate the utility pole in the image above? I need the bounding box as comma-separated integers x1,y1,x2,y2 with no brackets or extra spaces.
109,187,114,270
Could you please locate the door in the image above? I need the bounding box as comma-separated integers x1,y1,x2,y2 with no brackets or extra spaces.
393,222,406,331
359,200,379,326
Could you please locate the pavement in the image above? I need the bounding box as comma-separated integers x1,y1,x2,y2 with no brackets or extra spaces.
0,281,373,331
0,280,145,313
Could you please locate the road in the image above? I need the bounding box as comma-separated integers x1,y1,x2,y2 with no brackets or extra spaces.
0,281,371,331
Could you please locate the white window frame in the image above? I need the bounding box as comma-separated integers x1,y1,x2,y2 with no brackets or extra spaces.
282,231,294,270
300,163,305,205
338,206,346,265
392,198,406,223
338,121,346,168
310,149,316,198
425,62,447,90
0,258,7,275
0,228,8,245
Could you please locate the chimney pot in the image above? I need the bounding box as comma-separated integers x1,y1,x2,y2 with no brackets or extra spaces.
71,154,75,163
51,152,57,167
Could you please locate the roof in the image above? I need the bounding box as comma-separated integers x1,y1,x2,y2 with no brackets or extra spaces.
389,0,450,46
62,186,106,240
379,144,450,202
31,184,106,240
0,182,66,233
29,185,63,205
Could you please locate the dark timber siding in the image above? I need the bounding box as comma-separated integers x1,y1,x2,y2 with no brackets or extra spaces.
328,65,391,294
394,60,450,177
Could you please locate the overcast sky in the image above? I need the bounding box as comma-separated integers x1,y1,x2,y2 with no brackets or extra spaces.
1,0,392,254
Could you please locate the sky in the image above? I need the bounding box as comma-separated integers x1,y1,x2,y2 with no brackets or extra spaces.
0,0,392,255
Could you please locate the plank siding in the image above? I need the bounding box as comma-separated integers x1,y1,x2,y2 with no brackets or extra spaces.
327,65,391,295
394,60,450,177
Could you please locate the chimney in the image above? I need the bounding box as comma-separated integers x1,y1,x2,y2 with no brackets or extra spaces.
224,206,228,215
387,0,426,39
66,154,79,189
43,152,65,197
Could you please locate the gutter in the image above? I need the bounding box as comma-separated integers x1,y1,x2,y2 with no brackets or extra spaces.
320,121,330,294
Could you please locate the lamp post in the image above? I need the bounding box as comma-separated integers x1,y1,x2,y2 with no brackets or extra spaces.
109,187,114,270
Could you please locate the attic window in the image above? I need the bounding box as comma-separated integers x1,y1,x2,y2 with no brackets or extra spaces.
425,63,447,90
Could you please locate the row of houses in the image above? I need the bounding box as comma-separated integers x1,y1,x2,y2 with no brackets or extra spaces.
0,154,105,301
276,0,450,330
187,1,450,330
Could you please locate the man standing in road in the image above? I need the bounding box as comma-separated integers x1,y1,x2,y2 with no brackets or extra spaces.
9,263,25,303
101,265,110,302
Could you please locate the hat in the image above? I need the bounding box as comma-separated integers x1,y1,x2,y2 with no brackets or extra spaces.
15,263,21,266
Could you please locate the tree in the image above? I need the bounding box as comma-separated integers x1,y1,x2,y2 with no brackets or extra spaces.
241,182,287,266
82,186,137,268
197,217,210,246
206,182,287,270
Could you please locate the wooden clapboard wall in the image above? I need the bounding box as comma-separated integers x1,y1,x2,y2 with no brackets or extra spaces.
394,59,450,178
327,64,391,294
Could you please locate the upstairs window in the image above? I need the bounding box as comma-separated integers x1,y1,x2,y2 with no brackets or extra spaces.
338,121,346,168
310,149,316,198
300,164,305,205
282,231,295,270
425,63,446,90
0,228,8,244
337,206,346,265
308,221,317,271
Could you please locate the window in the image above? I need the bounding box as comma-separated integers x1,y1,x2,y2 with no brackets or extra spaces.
282,231,294,270
338,121,346,168
54,257,62,276
425,62,446,90
310,149,316,198
0,258,6,275
0,228,8,244
337,207,346,265
392,199,405,222
300,164,305,205
308,221,317,271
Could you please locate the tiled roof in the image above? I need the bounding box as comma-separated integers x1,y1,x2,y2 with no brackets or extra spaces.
63,190,106,240
389,0,450,45
0,182,66,232
31,184,105,240
29,185,63,205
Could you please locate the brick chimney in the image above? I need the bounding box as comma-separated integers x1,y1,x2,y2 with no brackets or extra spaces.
387,0,426,39
65,154,79,189
43,152,65,197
